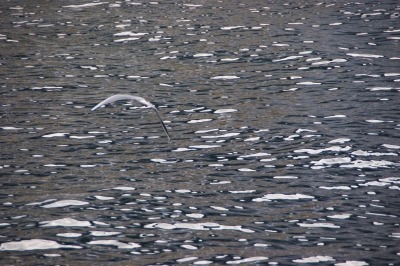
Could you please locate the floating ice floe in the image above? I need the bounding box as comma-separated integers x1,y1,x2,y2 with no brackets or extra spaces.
42,132,69,138
311,157,352,166
189,145,221,149
226,256,269,264
193,53,213,57
295,146,351,154
70,135,95,139
111,186,135,191
144,222,254,233
328,138,351,144
334,261,369,266
87,240,140,249
297,222,340,228
202,133,240,138
340,159,399,168
41,200,89,208
63,2,108,8
40,218,92,228
319,186,351,190
328,214,352,219
221,58,240,61
272,43,289,46
210,75,240,80
93,196,114,200
273,176,298,179
240,152,271,158
351,150,397,156
296,81,321,85
186,213,204,218
210,206,229,211
324,115,347,118
253,194,314,201
1,127,23,130
176,257,199,263
0,239,82,251
244,137,260,141
238,168,256,172
365,119,393,123
221,26,245,30
113,32,148,37
214,109,237,114
114,37,140,43
172,147,196,152
382,144,400,149
229,190,256,194
273,55,303,62
90,231,121,236
293,256,335,263
195,129,218,133
347,53,384,58
188,119,212,123
56,233,82,238
181,244,197,250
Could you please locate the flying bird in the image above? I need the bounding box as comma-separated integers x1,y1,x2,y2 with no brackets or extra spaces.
91,94,170,141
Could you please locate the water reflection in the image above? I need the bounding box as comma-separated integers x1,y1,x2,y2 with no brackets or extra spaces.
1,0,399,265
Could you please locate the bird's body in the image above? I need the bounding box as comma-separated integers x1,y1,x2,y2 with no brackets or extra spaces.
91,94,170,141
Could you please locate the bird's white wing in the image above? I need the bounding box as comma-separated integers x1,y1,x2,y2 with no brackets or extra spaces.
91,94,152,111
91,94,170,141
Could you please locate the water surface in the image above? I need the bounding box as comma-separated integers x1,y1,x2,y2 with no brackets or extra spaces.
1,1,399,265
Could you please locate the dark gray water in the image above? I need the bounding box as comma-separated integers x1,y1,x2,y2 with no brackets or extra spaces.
1,1,399,265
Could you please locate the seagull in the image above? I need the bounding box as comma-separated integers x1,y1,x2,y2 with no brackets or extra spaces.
91,94,171,141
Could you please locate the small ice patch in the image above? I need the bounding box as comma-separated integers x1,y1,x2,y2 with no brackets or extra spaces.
273,176,298,179
214,109,237,114
347,53,383,58
328,138,351,144
186,213,204,218
240,152,271,158
297,222,340,228
193,53,213,57
382,144,400,149
210,75,240,80
1,127,23,130
334,261,369,266
42,133,69,138
293,256,335,263
320,186,351,190
94,196,115,200
238,168,256,172
87,240,140,249
295,146,351,154
40,218,91,228
328,214,352,219
0,239,82,251
244,137,260,141
311,157,352,165
296,82,321,85
340,159,399,168
41,200,89,208
226,256,269,264
188,119,212,123
189,145,221,149
324,115,346,118
253,194,314,201
111,187,135,191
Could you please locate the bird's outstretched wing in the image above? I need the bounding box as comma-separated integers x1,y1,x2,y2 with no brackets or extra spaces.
91,94,153,111
91,94,170,141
